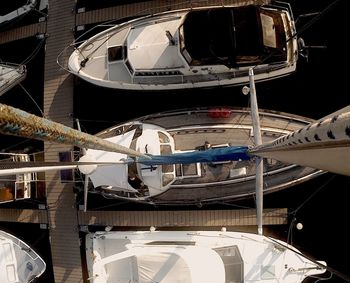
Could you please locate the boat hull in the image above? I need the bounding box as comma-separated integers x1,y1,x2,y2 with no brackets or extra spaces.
86,230,326,283
0,230,46,283
93,107,324,205
0,63,26,96
68,4,297,91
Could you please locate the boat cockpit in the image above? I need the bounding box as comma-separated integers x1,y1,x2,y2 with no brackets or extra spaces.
179,5,289,68
124,128,177,198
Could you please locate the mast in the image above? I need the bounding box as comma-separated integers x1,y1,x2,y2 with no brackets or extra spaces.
248,68,264,235
250,105,350,176
0,103,148,158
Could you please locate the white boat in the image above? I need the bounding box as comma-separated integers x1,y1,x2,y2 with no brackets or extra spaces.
0,62,26,96
85,229,326,283
0,230,46,283
68,2,298,90
0,0,48,27
83,107,323,205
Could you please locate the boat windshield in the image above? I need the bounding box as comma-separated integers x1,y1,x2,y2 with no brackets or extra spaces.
97,124,141,139
259,8,287,52
213,246,243,283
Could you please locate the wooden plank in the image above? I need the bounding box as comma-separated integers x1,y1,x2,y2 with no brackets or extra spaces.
0,208,48,223
78,208,288,227
76,0,267,26
0,22,46,45
0,1,270,45
43,0,82,282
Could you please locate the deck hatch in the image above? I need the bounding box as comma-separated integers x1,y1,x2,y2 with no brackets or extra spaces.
108,45,126,62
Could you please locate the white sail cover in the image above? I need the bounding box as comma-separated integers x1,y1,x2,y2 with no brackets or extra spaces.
93,246,225,283
136,247,224,283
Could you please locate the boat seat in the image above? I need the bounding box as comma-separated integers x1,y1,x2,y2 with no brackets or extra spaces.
236,55,261,66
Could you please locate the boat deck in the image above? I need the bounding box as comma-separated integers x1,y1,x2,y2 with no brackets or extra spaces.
126,109,323,204
0,207,287,227
0,63,26,96
1,1,285,283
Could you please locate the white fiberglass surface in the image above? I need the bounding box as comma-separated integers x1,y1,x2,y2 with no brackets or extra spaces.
87,129,136,189
97,246,225,283
128,18,184,70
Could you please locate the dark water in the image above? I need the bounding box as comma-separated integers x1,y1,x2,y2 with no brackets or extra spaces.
1,0,349,282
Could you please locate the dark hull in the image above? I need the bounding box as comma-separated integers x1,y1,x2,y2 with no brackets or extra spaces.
151,166,324,205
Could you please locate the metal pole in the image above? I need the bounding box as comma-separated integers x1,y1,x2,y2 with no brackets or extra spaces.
249,68,264,235
0,103,149,158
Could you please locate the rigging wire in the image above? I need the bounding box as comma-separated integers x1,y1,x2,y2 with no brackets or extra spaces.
1,137,36,152
289,175,336,216
310,272,333,283
268,236,350,282
285,175,336,245
20,37,45,66
291,0,343,43
18,83,44,117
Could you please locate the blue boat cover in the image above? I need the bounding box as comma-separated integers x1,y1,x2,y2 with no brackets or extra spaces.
135,146,250,165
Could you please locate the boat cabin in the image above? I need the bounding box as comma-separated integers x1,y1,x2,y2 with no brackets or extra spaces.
180,5,288,67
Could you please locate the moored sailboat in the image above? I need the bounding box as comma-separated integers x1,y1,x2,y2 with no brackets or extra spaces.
0,102,325,207
84,107,324,205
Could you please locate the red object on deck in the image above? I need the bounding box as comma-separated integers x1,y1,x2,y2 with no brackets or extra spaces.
208,108,231,118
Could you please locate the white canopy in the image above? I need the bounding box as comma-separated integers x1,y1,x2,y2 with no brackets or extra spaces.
93,246,225,283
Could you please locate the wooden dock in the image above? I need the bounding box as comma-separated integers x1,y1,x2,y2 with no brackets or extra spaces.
0,1,280,283
0,207,287,227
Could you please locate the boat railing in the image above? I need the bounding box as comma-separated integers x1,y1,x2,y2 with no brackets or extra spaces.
132,61,290,86
0,62,27,96
0,152,42,203
0,231,42,261
269,1,295,22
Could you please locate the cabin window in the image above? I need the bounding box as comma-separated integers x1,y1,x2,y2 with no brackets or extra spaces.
97,124,141,139
160,144,172,155
162,173,174,186
259,8,287,51
214,246,244,283
108,45,126,62
158,132,170,144
162,164,174,173
260,14,277,48
179,25,192,64
175,163,201,178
